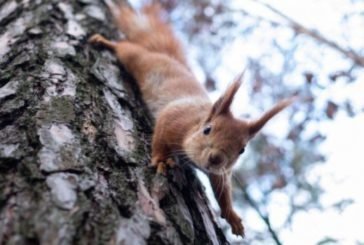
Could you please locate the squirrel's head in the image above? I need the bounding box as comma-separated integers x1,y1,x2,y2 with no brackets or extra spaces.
183,72,295,174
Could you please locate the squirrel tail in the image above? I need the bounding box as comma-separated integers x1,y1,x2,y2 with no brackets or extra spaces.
111,3,188,66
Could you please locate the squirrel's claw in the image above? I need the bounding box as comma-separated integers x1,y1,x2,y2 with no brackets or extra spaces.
151,156,167,175
156,162,167,175
150,156,175,175
231,221,245,237
231,218,245,237
166,157,176,168
88,34,116,50
223,211,245,237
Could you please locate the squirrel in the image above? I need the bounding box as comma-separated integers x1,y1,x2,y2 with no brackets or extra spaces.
89,3,294,237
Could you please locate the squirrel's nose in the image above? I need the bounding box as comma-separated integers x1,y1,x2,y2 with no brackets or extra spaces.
208,153,223,166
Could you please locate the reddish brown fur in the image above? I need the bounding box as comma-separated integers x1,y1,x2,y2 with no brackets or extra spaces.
89,4,294,237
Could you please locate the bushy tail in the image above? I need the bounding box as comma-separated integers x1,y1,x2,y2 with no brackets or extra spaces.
110,3,187,66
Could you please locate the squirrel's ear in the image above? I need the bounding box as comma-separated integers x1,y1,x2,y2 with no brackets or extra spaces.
208,71,245,119
248,97,296,137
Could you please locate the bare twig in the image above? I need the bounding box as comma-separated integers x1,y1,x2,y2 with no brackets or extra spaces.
233,175,283,245
242,189,282,245
253,0,364,67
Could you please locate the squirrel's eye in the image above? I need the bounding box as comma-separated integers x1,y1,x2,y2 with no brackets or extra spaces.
239,148,245,154
203,125,212,135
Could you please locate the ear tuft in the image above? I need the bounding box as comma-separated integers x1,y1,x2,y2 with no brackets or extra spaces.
208,70,245,119
248,96,296,137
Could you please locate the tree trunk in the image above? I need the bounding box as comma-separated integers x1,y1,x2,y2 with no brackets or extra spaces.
0,0,227,244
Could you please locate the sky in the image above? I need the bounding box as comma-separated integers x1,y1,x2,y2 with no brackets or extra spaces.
284,112,364,244
210,0,364,244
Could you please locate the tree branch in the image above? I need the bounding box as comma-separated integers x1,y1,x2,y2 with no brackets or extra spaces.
233,175,283,245
242,189,282,245
253,0,364,67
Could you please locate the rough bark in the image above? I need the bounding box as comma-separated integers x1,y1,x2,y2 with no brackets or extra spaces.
0,0,227,244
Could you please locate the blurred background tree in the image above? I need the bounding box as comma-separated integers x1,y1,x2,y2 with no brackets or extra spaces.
143,0,364,243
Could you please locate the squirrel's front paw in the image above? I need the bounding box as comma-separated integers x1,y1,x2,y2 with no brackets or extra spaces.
150,156,175,175
224,211,245,237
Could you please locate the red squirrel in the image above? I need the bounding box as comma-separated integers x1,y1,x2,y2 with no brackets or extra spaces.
89,4,293,237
